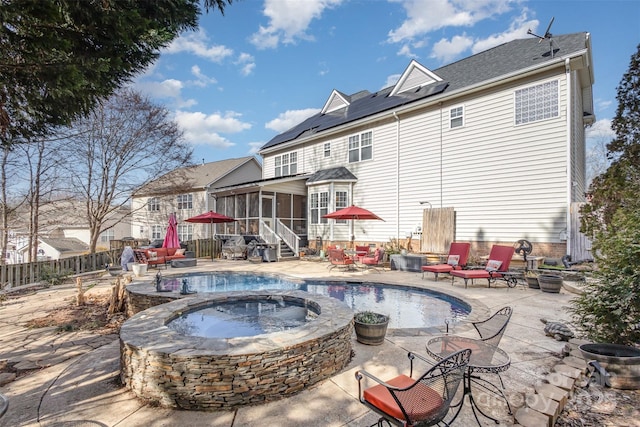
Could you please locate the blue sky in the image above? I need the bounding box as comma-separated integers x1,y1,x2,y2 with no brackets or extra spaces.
133,0,640,166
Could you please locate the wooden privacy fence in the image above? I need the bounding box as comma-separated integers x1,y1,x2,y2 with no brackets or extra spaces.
570,202,594,261
0,238,223,289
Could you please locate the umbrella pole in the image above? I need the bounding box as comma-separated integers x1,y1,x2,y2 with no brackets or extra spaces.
211,220,219,261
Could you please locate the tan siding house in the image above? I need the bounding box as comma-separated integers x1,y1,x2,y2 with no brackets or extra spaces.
131,157,262,243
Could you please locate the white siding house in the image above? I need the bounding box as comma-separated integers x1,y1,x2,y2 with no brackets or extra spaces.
256,32,594,258
131,157,262,243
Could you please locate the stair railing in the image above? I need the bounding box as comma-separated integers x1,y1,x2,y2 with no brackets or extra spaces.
275,219,299,256
259,220,281,259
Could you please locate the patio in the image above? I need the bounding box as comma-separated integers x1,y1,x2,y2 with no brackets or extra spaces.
0,258,578,426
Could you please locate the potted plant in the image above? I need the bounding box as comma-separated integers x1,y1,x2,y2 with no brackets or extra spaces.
354,311,390,345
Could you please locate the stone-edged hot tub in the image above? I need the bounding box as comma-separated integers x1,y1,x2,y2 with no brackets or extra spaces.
119,290,354,410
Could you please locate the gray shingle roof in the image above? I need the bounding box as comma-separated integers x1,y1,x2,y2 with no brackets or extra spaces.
40,237,89,253
135,156,258,196
306,167,357,183
261,32,588,151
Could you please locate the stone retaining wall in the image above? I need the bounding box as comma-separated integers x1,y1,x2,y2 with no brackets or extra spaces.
120,290,354,410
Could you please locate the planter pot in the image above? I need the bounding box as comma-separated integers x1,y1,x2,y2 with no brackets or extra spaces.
354,315,389,346
107,266,122,276
538,274,563,293
131,263,148,277
579,343,640,390
525,276,540,289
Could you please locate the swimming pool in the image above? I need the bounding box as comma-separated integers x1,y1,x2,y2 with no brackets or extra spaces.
157,271,470,329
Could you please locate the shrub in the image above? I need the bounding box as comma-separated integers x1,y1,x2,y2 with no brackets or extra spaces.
569,201,640,346
354,311,389,324
40,267,72,287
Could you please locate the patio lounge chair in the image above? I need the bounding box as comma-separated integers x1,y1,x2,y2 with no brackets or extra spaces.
328,248,356,271
449,245,514,288
355,349,471,427
421,242,471,280
361,247,385,272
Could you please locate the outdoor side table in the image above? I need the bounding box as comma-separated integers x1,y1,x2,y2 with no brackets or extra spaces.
426,335,512,425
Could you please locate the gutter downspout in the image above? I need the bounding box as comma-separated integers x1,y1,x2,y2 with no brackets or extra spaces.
439,103,443,208
565,58,572,257
393,112,400,242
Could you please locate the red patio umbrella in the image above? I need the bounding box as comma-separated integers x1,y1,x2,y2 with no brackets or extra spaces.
162,212,181,249
323,205,384,248
185,211,235,260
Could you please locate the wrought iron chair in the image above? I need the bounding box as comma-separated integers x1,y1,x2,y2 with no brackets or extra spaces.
328,248,356,271
473,306,512,348
468,306,513,416
361,248,385,272
421,242,471,280
355,349,472,427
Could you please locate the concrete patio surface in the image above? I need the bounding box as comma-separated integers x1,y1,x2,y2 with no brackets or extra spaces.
0,258,577,426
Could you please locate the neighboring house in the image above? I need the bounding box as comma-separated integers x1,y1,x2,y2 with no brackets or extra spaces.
17,236,89,261
212,32,594,259
130,157,262,243
6,200,130,263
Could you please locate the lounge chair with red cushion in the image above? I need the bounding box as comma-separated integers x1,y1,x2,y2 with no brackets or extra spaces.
450,245,514,288
421,242,471,280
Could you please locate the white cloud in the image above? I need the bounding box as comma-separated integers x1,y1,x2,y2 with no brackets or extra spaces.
586,118,614,140
164,29,233,62
135,79,197,108
388,0,514,43
250,0,344,49
397,44,418,59
248,141,264,155
596,98,613,111
431,34,474,63
190,65,217,87
235,53,256,76
265,108,321,132
383,73,402,89
471,12,535,54
174,110,252,148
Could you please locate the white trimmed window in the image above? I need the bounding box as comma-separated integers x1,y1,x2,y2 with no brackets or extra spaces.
450,106,464,128
348,131,372,163
275,152,298,177
99,229,114,242
177,194,192,210
147,197,160,211
335,191,348,224
310,192,328,224
151,225,163,239
323,142,331,158
178,224,193,242
515,80,559,125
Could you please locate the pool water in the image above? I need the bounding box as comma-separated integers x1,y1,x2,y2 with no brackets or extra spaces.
167,299,317,338
161,272,470,329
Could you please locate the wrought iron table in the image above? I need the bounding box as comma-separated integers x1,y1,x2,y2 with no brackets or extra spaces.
426,335,512,425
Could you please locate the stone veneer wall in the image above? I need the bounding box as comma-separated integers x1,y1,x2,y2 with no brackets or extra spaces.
120,291,354,410
125,290,175,317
